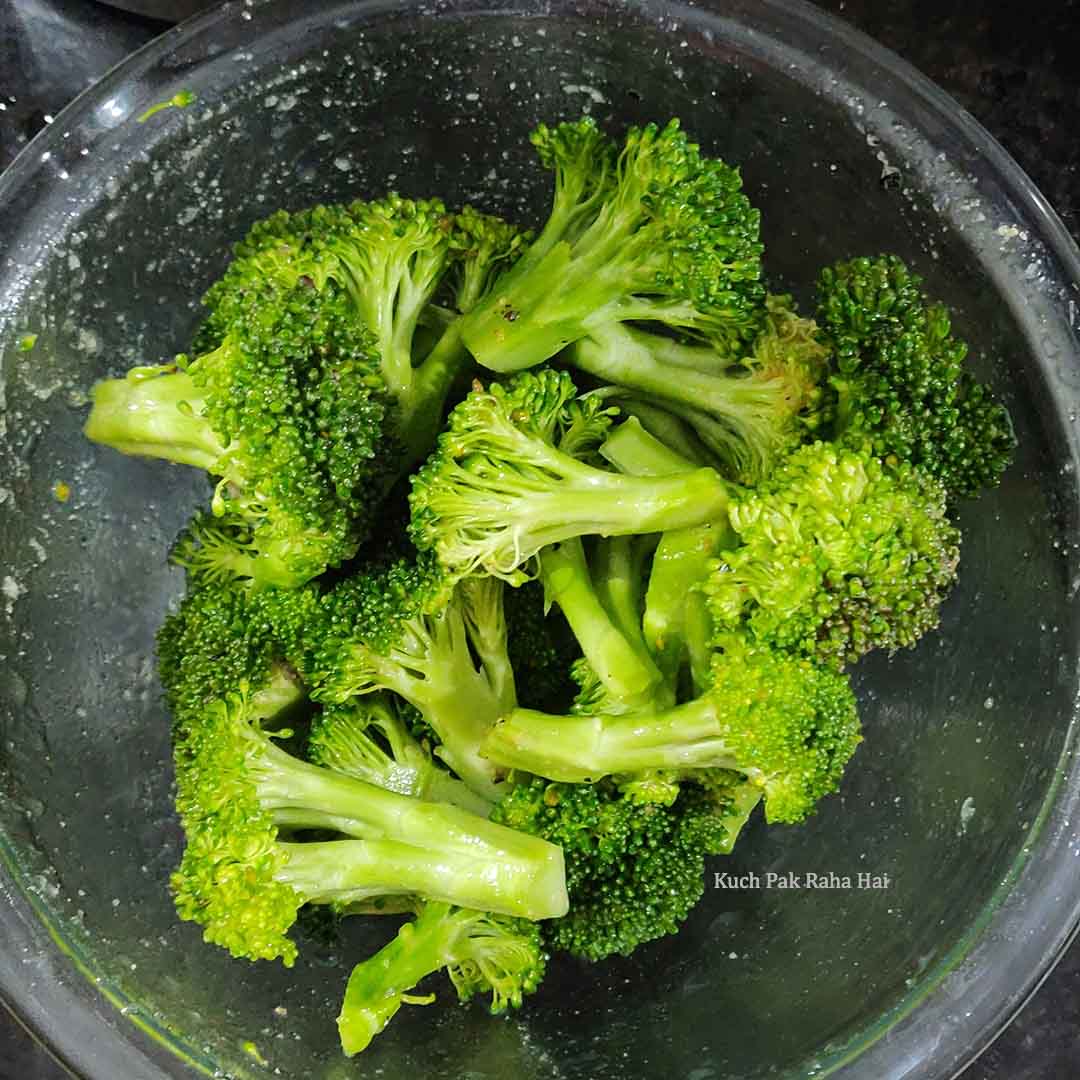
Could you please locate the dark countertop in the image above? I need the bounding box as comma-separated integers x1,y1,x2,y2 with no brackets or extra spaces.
1,1,1078,1077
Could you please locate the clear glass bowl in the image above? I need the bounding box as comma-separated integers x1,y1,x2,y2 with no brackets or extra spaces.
1,2,1079,1077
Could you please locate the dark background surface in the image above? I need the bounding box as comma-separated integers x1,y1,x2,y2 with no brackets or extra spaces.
1,0,1078,1077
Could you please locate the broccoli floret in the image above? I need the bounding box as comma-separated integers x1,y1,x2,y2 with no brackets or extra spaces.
484,642,860,826
86,278,393,588
408,369,732,582
816,254,1015,499
602,422,960,671
276,197,530,465
308,560,512,800
441,206,536,317
156,574,319,723
337,901,545,1055
492,775,736,961
460,117,765,372
170,683,568,965
570,295,830,484
201,195,457,459
703,441,960,669
89,199,535,590
308,696,494,817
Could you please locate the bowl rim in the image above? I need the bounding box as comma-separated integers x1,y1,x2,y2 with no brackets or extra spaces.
1,1,1079,1078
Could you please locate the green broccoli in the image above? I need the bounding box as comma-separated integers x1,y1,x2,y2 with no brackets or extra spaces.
408,368,733,582
570,294,830,483
309,560,513,800
170,682,568,965
203,196,532,465
484,643,860,826
597,424,735,690
703,440,960,669
576,256,1015,497
86,278,393,588
337,901,545,1055
816,254,1015,499
491,774,742,961
156,573,319,724
602,420,961,671
459,117,764,372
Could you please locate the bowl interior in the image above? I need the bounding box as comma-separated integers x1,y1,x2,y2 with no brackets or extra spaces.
1,3,1079,1078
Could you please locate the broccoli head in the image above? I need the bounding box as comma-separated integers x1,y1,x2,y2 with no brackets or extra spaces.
171,682,568,964
409,368,731,582
87,277,394,588
704,441,961,669
460,117,765,372
816,254,1015,499
492,774,740,961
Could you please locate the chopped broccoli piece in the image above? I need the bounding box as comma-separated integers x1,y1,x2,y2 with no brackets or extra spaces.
484,643,860,826
171,682,568,964
570,295,830,483
492,774,740,961
816,254,1015,499
703,441,960,669
337,901,545,1055
409,368,733,582
460,117,765,371
603,422,961,671
86,278,393,587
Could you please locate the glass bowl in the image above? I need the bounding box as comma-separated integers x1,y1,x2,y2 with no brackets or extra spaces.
1,1,1079,1077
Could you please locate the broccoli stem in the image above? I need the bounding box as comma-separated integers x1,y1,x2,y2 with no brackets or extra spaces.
643,522,732,685
709,785,764,856
571,323,766,421
336,902,466,1055
337,900,538,1056
597,434,735,688
83,370,225,469
511,464,731,548
254,743,565,920
591,535,651,653
311,696,495,816
460,241,611,372
599,417,700,477
683,592,716,696
483,698,755,785
252,740,566,919
598,398,714,468
400,320,472,465
248,664,305,724
276,837,557,920
539,539,666,710
421,771,495,817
